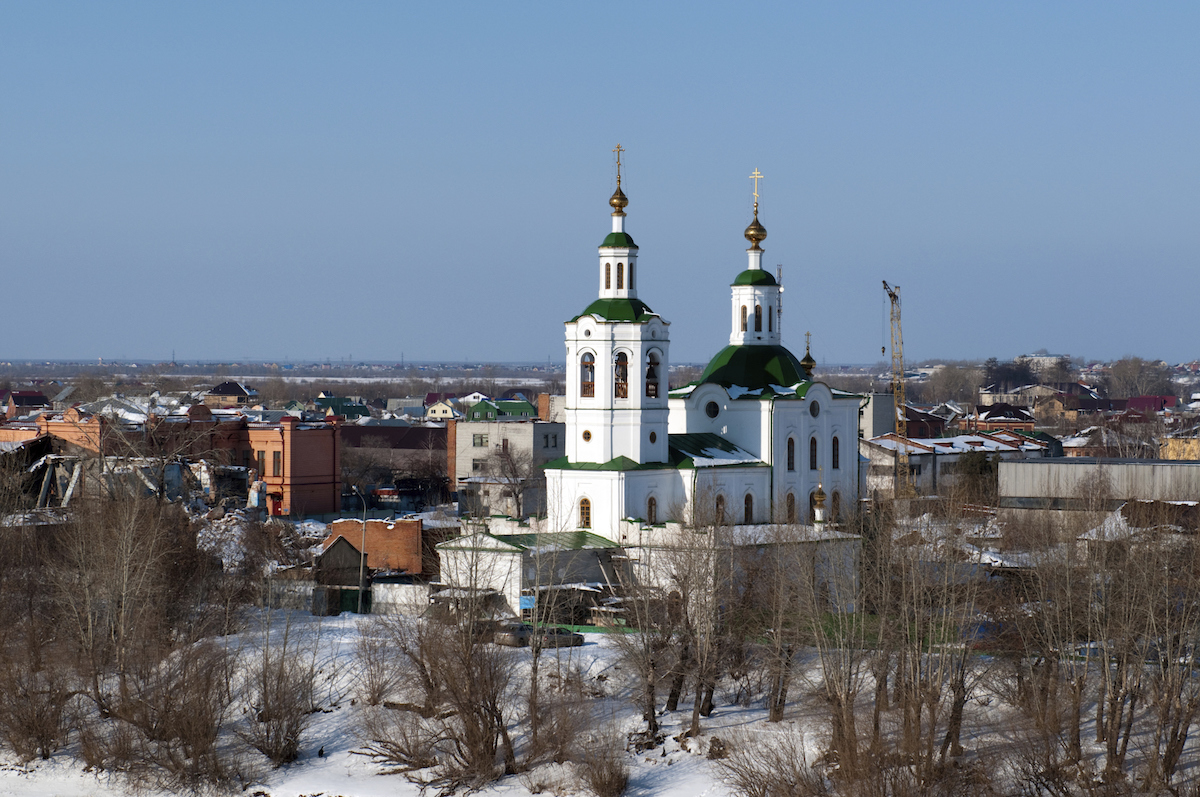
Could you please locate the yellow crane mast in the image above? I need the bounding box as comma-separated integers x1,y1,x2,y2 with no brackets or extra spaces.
882,280,914,498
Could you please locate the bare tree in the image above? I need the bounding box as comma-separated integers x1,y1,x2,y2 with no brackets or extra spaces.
239,612,318,767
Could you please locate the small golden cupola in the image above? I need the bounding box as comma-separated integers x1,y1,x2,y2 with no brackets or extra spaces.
813,482,827,510
610,184,628,215
744,168,767,249
800,334,817,378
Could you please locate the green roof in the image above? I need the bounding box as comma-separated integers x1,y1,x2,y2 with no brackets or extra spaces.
495,531,620,550
571,297,655,323
542,453,684,472
699,344,810,390
600,232,637,248
543,433,766,472
732,268,777,286
668,432,767,468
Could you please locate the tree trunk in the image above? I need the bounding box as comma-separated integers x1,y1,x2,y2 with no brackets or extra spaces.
643,663,659,737
665,642,690,712
768,644,793,723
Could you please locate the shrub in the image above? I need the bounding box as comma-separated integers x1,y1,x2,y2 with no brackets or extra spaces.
577,730,629,797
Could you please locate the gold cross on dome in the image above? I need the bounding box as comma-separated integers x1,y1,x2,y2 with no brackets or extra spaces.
805,330,812,351
749,168,764,201
613,143,625,184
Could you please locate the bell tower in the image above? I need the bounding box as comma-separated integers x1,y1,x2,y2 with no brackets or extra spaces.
729,168,784,346
562,146,670,465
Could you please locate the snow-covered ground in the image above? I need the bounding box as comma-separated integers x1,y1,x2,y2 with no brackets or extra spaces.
0,612,752,797
3,609,1197,796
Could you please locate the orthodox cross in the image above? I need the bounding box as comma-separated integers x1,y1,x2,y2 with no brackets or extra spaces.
613,143,625,185
749,168,764,202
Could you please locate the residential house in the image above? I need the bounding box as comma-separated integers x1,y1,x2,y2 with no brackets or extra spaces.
425,399,460,420
323,517,424,574
964,403,1035,432
463,399,537,422
202,381,258,408
315,393,371,420
436,523,625,621
3,390,50,420
1062,425,1155,458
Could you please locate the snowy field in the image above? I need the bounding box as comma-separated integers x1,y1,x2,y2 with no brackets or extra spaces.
0,612,749,797
2,608,1197,796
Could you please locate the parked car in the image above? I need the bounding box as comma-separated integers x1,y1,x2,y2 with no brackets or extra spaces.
493,621,534,647
539,626,584,648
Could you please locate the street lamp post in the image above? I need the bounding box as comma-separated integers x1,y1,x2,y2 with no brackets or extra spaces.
354,485,367,614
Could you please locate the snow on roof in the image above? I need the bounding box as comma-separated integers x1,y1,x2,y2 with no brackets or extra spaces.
669,432,762,467
869,433,1043,455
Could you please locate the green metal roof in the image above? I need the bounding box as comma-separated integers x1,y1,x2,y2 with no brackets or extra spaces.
668,432,767,468
698,344,810,390
732,268,777,286
542,453,684,472
543,433,766,472
571,297,655,323
600,232,637,248
494,531,620,550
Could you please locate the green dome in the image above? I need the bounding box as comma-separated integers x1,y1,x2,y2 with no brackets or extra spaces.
698,344,808,390
732,268,777,286
600,231,637,248
572,297,655,323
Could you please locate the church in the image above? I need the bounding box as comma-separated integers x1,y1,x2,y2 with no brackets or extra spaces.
542,161,863,541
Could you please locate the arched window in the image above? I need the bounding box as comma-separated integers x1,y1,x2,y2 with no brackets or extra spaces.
605,263,611,290
715,495,725,525
808,492,817,522
754,305,762,332
831,491,841,522
744,493,754,524
786,493,796,523
645,352,660,398
629,263,635,289
786,437,795,471
647,496,657,524
768,305,772,332
810,437,818,470
616,262,624,289
579,498,591,529
614,352,629,398
580,353,595,397
740,306,747,332
832,436,840,470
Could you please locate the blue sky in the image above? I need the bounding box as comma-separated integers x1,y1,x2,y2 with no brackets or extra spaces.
2,3,1197,365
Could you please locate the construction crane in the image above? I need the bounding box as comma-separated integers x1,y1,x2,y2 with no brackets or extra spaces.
882,280,915,498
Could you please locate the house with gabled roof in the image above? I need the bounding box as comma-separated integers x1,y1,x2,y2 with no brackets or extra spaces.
3,390,50,420
463,398,537,422
202,381,258,408
436,523,624,620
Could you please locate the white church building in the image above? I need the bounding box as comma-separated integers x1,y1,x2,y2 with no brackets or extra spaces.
543,170,864,544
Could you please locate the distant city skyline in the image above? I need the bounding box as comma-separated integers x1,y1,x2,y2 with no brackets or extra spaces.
3,3,1197,365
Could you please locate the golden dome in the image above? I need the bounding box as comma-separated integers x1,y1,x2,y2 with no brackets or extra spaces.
813,483,827,508
744,209,767,249
800,346,816,377
609,184,628,215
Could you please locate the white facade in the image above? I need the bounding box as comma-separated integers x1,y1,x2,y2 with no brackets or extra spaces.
545,182,863,543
